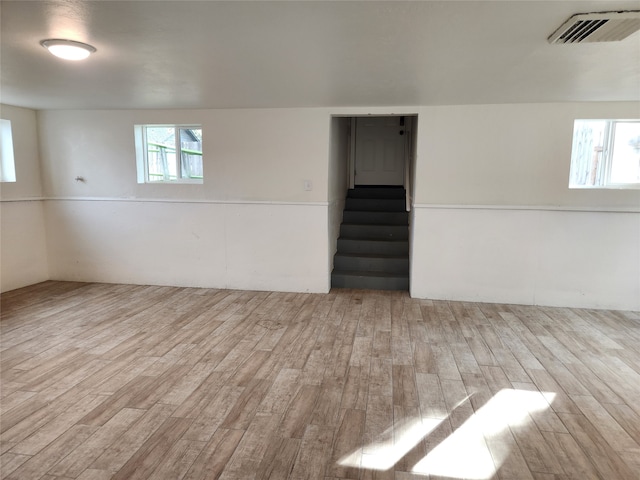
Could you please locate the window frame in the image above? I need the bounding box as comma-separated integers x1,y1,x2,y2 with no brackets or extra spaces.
0,119,16,183
569,119,640,190
136,124,203,184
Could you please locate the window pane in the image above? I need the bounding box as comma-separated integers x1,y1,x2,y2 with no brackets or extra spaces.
570,119,640,188
569,120,607,187
146,126,177,181
180,128,203,180
135,124,203,184
0,119,16,182
610,122,640,184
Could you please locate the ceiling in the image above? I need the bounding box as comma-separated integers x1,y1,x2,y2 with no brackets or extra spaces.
1,0,639,110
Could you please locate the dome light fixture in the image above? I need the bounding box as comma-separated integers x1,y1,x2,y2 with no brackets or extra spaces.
40,39,96,61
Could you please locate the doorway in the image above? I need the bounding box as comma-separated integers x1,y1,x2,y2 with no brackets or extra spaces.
327,114,418,292
354,116,406,186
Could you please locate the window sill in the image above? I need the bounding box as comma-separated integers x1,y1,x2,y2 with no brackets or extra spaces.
569,184,640,190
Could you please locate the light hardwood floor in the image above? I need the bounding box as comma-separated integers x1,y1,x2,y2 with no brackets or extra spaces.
1,281,639,480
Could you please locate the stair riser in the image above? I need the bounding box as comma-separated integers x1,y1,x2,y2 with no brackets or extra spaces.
334,256,409,274
348,188,406,199
340,224,408,240
337,239,409,256
342,211,409,225
345,198,406,212
331,273,409,291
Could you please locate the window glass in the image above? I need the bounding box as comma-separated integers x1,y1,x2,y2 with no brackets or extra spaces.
179,128,203,180
0,119,16,183
610,122,640,185
569,120,640,188
135,124,203,184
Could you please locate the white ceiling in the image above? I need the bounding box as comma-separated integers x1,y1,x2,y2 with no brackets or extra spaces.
1,0,639,110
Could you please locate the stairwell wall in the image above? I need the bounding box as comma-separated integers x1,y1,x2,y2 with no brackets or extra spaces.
327,116,351,285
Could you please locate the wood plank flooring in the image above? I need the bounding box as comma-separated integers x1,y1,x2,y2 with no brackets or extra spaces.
1,281,639,479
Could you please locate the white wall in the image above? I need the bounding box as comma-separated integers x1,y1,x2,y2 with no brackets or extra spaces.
39,108,329,202
415,102,640,208
0,104,49,292
38,108,331,293
14,101,640,309
44,200,328,291
411,102,640,310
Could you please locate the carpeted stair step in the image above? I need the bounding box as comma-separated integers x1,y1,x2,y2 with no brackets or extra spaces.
337,238,409,256
347,187,406,199
334,253,409,274
345,197,406,212
343,210,409,225
340,223,408,241
331,270,409,291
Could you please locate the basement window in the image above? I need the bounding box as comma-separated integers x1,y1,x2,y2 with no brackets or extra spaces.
135,125,203,183
569,119,640,189
0,119,16,182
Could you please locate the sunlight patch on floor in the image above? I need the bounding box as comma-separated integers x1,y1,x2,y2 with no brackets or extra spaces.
341,417,445,470
338,396,472,471
412,389,555,479
336,388,555,478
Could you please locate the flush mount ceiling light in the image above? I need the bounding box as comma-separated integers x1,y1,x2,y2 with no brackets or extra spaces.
40,39,96,61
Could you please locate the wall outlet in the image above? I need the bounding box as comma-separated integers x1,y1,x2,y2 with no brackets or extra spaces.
304,180,312,191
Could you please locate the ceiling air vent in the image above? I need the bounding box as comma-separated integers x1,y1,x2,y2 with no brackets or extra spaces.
548,10,640,43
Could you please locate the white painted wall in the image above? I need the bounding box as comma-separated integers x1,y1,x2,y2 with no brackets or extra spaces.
17,101,640,308
411,102,640,310
37,108,331,293
414,102,640,208
411,207,639,309
0,104,49,292
1,201,49,292
38,108,329,202
44,200,327,292
0,105,43,199
407,115,419,291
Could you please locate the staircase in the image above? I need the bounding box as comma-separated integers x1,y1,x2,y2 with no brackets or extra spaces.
331,186,409,291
